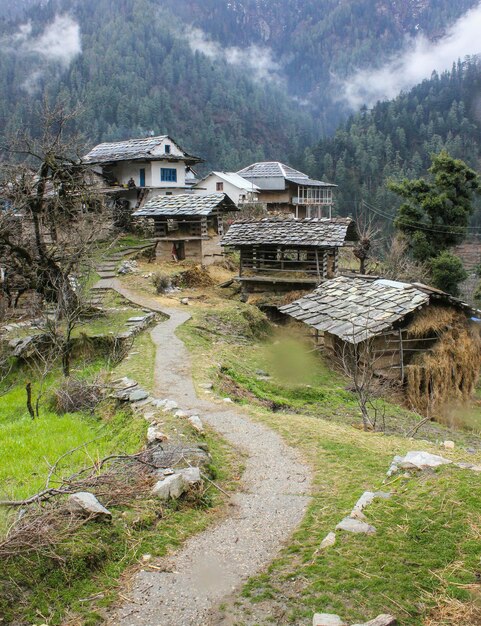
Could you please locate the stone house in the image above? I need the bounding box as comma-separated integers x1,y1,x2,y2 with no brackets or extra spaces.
220,217,358,295
280,275,481,411
194,171,260,205
236,161,336,217
133,193,238,264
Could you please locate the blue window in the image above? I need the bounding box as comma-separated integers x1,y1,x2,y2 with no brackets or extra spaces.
164,144,171,154
161,168,177,183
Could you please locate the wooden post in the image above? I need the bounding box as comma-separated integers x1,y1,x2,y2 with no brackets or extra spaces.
239,249,243,277
315,250,321,282
399,329,404,382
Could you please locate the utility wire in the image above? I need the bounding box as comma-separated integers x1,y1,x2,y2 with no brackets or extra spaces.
361,199,481,235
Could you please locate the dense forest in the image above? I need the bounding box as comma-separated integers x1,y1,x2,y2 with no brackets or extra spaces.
311,58,481,229
0,0,317,171
0,0,479,171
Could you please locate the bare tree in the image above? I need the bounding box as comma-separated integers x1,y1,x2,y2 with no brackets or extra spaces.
0,102,107,307
353,214,379,275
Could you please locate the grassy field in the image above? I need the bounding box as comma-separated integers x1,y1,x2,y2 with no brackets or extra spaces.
177,293,481,625
0,289,238,626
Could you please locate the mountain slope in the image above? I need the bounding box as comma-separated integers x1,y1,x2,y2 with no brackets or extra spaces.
312,57,481,226
0,0,317,172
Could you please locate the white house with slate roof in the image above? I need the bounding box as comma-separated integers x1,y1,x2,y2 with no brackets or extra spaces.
194,172,260,205
133,193,238,264
236,161,336,218
83,135,202,216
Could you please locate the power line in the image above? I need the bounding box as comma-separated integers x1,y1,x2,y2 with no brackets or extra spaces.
361,199,481,235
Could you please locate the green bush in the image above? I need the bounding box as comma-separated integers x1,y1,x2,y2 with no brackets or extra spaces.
430,251,468,296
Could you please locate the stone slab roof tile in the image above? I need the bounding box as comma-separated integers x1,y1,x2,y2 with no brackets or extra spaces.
221,218,358,248
132,193,238,217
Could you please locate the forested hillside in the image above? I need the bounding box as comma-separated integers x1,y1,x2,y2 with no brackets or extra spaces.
0,0,479,172
312,58,481,228
163,0,478,131
0,0,317,171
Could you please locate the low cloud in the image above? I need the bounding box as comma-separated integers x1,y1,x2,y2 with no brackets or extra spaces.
2,14,81,92
25,15,81,68
186,27,282,84
341,3,481,109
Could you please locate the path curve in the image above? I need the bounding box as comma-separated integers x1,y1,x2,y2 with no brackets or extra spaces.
102,279,311,626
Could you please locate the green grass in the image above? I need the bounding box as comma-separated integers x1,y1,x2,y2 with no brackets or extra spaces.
178,299,481,625
114,331,157,391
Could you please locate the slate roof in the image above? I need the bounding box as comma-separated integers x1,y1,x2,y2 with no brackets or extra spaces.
236,161,336,188
279,276,476,344
132,193,238,217
221,218,357,248
83,135,201,164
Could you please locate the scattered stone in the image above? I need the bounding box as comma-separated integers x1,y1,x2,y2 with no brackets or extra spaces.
152,474,186,500
335,517,376,535
319,531,336,549
351,615,397,626
67,492,112,520
467,448,476,454
179,467,202,485
199,383,213,390
180,298,190,305
163,468,175,476
175,410,189,418
118,260,138,275
129,389,149,403
151,398,168,409
127,316,147,323
141,554,152,563
388,451,452,475
151,443,211,468
147,426,168,444
351,491,391,517
442,440,455,449
188,415,204,433
313,614,346,626
143,411,156,422
255,369,270,377
163,400,179,412
223,397,233,404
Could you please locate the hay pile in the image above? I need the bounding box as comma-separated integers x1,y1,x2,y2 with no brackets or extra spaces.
405,306,481,414
176,266,214,288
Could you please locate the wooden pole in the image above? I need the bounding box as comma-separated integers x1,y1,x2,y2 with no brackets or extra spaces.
315,250,321,282
399,329,404,382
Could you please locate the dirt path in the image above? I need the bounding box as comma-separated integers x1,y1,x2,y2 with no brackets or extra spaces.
100,279,312,626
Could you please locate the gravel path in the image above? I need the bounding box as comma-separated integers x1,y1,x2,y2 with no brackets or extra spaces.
100,280,312,626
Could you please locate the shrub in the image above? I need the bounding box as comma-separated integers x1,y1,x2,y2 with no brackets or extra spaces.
53,375,105,414
430,251,468,296
152,272,171,294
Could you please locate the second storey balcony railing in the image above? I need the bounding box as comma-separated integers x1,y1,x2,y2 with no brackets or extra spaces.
294,186,333,205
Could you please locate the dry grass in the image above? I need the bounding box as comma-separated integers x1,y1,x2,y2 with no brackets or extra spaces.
407,306,460,338
406,319,481,415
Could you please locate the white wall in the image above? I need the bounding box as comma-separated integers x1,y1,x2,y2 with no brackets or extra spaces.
107,160,186,188
197,174,258,204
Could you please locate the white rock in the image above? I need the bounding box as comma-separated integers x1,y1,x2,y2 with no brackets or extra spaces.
386,455,404,476
180,298,189,305
147,426,168,444
223,397,233,403
442,440,455,449
175,410,189,418
179,467,202,485
351,491,391,517
151,398,167,408
352,615,397,626
199,383,213,390
141,554,152,563
188,415,204,433
68,492,112,520
313,614,346,626
400,451,452,470
163,400,179,412
152,474,186,500
335,517,376,535
319,532,336,549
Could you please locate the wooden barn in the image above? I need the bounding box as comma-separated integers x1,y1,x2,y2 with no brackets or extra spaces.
220,217,358,295
280,276,481,413
133,193,238,265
